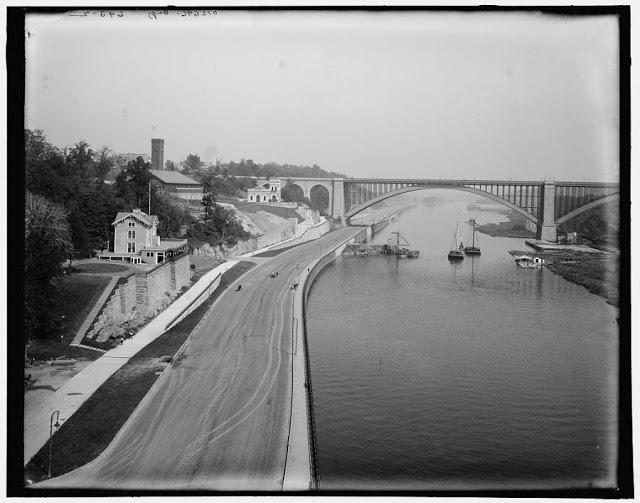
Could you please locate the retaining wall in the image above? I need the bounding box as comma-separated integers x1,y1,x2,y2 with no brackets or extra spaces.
88,254,190,338
297,225,369,488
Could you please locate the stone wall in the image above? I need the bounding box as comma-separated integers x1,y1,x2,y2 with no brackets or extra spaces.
88,254,190,339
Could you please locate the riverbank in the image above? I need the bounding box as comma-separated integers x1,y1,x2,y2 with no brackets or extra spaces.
477,212,618,308
511,248,619,308
476,213,535,238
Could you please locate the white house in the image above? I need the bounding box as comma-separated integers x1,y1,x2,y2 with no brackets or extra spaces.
247,179,282,203
103,208,188,265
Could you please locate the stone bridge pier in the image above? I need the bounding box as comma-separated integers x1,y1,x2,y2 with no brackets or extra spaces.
289,178,345,220
537,182,557,241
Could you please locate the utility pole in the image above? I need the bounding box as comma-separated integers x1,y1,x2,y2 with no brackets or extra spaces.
48,411,60,478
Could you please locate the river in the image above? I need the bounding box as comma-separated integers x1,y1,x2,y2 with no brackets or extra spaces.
306,196,619,492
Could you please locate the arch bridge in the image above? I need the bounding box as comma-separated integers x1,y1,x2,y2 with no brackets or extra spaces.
286,178,620,242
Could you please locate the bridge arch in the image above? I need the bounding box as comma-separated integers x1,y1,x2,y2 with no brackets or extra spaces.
288,179,335,215
345,184,540,224
555,193,619,225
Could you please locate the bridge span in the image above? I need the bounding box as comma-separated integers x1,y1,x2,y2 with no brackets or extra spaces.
287,178,620,242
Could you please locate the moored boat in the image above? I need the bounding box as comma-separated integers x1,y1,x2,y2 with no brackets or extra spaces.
387,232,419,258
448,223,465,261
464,219,481,256
514,255,545,268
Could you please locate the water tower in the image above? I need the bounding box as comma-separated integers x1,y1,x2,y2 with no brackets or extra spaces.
151,139,165,170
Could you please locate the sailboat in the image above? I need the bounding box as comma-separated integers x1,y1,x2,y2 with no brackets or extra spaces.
464,218,481,255
387,232,420,258
448,223,465,260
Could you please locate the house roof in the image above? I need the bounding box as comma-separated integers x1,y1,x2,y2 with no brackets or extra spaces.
151,169,201,185
112,209,159,227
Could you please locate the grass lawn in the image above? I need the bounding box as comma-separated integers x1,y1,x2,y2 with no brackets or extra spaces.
71,263,130,274
51,276,113,336
476,221,536,238
27,275,114,362
24,261,256,486
546,254,619,307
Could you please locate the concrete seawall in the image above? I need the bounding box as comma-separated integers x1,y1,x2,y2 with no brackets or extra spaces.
284,211,406,489
283,225,369,490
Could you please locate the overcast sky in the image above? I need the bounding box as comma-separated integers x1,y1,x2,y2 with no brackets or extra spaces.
25,9,619,181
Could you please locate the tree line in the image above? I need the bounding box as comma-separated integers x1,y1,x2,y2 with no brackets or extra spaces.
172,153,346,181
24,130,247,340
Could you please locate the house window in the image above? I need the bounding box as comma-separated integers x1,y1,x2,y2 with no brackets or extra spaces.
128,221,135,227
128,230,136,239
127,242,136,253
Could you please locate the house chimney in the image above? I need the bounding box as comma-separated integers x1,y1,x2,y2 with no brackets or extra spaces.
151,138,165,170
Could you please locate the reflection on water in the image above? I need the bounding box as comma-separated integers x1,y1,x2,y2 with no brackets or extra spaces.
306,202,619,491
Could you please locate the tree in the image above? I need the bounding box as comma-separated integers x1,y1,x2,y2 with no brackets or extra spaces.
152,192,191,238
25,191,74,340
64,140,95,183
183,153,203,175
115,156,153,208
201,175,217,222
93,146,115,183
165,160,178,171
281,181,306,203
309,185,330,213
25,129,69,205
73,184,121,256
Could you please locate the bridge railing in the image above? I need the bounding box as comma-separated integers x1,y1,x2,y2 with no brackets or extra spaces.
302,314,321,489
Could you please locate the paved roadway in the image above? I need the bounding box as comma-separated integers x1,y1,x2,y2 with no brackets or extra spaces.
37,226,362,491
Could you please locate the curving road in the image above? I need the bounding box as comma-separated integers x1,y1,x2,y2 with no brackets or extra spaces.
38,226,361,491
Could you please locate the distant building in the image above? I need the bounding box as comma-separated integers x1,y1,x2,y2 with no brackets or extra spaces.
247,179,282,203
103,208,188,265
119,153,150,164
151,169,202,200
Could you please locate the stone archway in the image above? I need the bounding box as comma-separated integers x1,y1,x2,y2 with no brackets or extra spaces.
309,185,330,213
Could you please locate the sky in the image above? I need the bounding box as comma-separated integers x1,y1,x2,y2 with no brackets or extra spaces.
25,9,620,182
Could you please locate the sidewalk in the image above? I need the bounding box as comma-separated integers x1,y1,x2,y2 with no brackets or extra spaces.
24,261,238,466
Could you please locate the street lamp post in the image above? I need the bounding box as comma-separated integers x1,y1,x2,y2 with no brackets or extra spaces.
48,411,60,478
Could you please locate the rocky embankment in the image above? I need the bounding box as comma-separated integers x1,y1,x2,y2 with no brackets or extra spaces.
342,243,381,256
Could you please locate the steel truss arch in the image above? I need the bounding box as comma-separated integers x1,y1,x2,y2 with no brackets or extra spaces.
345,183,539,223
556,193,620,225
